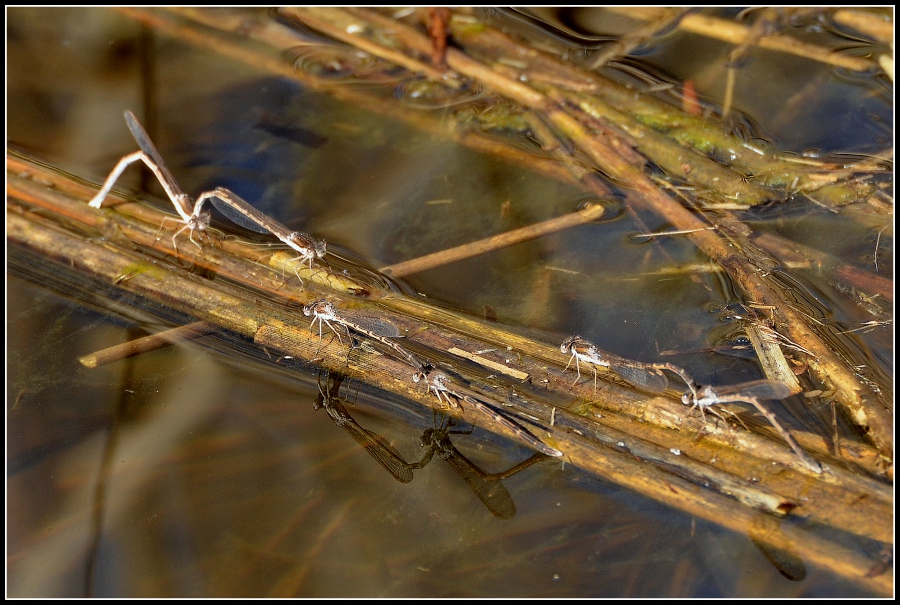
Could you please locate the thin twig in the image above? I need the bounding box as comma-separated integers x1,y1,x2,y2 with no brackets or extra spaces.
380,203,605,277
79,321,216,368
606,7,876,72
588,7,693,70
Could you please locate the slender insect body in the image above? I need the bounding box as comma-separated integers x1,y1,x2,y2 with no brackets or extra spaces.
561,335,670,393
304,299,429,372
680,380,822,474
413,369,562,458
195,187,324,269
89,111,325,261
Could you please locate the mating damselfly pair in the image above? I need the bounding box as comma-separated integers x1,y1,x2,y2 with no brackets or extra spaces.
89,110,325,267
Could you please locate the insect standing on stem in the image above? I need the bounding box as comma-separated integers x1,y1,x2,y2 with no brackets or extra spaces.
194,187,325,270
89,110,211,252
561,335,697,398
89,110,325,267
302,299,428,371
681,379,823,474
413,368,563,458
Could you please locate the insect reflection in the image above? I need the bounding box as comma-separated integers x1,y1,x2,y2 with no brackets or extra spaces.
316,371,551,518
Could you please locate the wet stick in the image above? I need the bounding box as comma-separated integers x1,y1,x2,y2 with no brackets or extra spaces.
380,203,605,277
9,156,893,589
79,321,215,368
604,7,876,72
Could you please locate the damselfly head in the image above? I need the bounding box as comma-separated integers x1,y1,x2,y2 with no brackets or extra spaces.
288,232,326,258
302,299,334,318
432,372,448,388
687,385,719,408
415,369,447,390
561,336,594,356
312,237,326,258
560,336,580,354
301,302,317,317
194,209,212,231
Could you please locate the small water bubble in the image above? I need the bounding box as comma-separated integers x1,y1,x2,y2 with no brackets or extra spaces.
395,78,483,109
286,45,402,86
626,231,653,245
576,197,623,223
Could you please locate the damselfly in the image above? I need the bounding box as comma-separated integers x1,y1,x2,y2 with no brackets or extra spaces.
682,380,822,474
303,299,428,372
561,336,696,397
89,110,211,251
412,369,562,458
195,187,325,269
89,111,326,266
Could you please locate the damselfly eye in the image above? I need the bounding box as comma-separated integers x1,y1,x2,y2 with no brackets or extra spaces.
196,211,212,230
